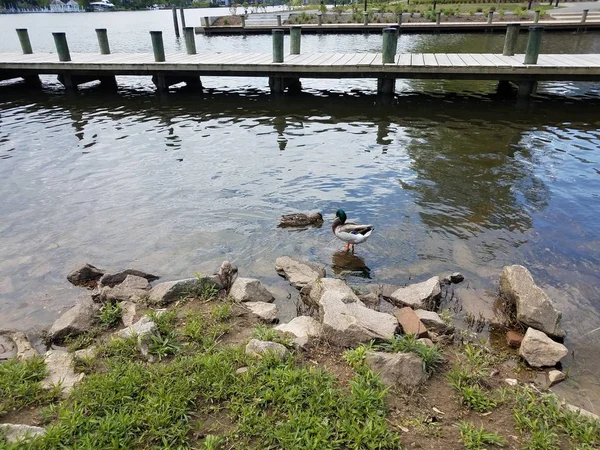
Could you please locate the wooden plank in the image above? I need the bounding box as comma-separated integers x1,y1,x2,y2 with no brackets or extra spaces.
356,53,378,65
411,53,425,66
331,53,356,66
423,53,437,66
286,52,324,65
459,53,480,66
435,53,452,67
397,53,411,66
296,53,331,66
556,54,600,67
537,54,574,67
468,53,495,67
310,53,338,65
482,54,512,67
446,53,466,67
493,54,523,67
345,53,367,65
372,53,383,65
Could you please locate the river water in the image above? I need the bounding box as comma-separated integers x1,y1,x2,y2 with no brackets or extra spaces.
0,10,599,412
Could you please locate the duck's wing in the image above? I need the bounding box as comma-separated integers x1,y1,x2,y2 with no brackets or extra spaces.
337,223,374,236
278,213,308,227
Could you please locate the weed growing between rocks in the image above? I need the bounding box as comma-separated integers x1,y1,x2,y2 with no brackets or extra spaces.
98,302,122,329
457,421,506,449
377,334,443,375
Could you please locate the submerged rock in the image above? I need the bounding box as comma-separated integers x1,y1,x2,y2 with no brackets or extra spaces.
499,265,565,338
301,278,397,346
48,296,99,343
99,269,159,288
42,349,85,395
519,328,568,368
230,278,275,303
67,263,104,287
389,277,441,310
245,339,289,360
275,256,326,289
244,302,278,322
365,351,427,387
0,424,46,443
275,316,323,347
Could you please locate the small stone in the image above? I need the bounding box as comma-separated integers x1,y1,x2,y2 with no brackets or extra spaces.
389,277,441,310
12,332,38,360
66,263,104,287
365,351,427,387
117,317,157,339
236,367,249,374
519,328,568,368
0,424,46,443
504,378,518,386
42,350,85,395
417,338,434,347
506,330,524,348
244,302,278,322
394,307,428,338
547,369,566,387
230,278,275,303
450,272,465,283
120,301,137,327
245,339,289,360
275,316,323,348
414,309,453,334
275,256,326,289
215,260,238,293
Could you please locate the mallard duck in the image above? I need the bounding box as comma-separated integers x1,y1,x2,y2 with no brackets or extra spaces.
332,209,374,252
278,212,323,228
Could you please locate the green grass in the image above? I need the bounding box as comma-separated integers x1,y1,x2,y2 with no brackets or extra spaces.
0,356,57,417
457,421,507,449
98,302,122,329
147,309,178,335
64,327,102,352
376,334,443,375
252,324,293,347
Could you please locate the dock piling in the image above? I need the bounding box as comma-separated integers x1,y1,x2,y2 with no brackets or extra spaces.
95,28,110,55
16,29,33,54
363,12,368,25
172,6,180,38
382,28,396,64
180,7,186,28
436,12,441,25
487,11,493,24
502,23,520,56
277,14,282,27
150,31,166,62
241,15,246,28
397,13,402,25
290,26,301,55
317,13,323,26
534,10,540,23
524,26,543,64
204,17,210,29
272,29,284,63
184,27,196,55
581,9,588,23
52,32,71,62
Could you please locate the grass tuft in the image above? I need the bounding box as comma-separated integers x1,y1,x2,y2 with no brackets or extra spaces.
457,421,507,449
0,356,53,417
98,302,122,329
252,324,292,347
377,334,443,375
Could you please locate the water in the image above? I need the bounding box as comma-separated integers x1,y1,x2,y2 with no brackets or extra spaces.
1,11,599,412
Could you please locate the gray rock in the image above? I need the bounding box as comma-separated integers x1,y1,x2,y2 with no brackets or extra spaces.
12,331,38,360
275,316,323,347
500,265,565,338
214,260,238,294
0,424,46,443
365,283,403,301
99,269,159,288
450,272,465,283
230,277,275,303
358,292,380,309
547,369,566,387
301,278,397,346
414,309,453,334
245,339,289,360
48,296,99,343
417,338,434,347
147,277,220,305
244,302,278,322
456,287,506,326
389,277,441,310
0,333,17,360
519,328,568,367
236,367,249,374
564,404,599,420
100,275,150,303
275,256,326,289
120,301,137,327
504,378,518,386
66,263,104,287
74,346,96,359
42,350,85,394
365,351,427,387
117,317,157,339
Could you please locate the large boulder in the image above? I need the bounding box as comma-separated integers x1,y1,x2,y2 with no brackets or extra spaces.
245,339,289,360
147,277,221,305
499,265,565,338
275,256,326,289
48,296,99,342
99,269,159,288
66,263,104,287
414,309,453,334
244,302,278,322
365,351,427,387
99,275,150,303
0,424,46,443
42,350,85,395
301,278,398,346
275,316,323,347
519,328,568,367
230,278,275,303
389,277,441,310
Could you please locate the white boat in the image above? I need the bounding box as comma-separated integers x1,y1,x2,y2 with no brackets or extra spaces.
90,0,114,11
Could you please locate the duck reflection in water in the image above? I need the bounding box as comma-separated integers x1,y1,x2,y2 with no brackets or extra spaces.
331,251,371,279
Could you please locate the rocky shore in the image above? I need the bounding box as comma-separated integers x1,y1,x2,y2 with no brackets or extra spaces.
1,257,598,447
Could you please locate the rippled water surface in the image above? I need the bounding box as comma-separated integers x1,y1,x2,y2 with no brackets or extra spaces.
1,11,600,412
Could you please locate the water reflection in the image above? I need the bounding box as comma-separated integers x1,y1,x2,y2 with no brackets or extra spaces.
331,251,371,279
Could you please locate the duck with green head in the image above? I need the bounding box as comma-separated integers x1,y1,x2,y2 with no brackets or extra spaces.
332,209,374,252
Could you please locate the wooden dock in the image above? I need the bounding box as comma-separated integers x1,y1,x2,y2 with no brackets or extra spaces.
2,51,600,96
